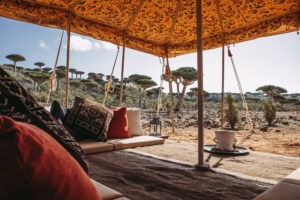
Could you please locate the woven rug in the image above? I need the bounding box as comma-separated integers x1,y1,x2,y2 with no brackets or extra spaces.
88,151,272,200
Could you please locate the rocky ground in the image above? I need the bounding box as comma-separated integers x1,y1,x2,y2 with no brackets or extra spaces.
141,110,300,157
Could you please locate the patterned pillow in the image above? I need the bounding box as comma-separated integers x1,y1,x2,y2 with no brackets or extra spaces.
0,68,88,172
64,96,113,142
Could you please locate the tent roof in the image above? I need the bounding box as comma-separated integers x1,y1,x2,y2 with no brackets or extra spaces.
0,0,299,57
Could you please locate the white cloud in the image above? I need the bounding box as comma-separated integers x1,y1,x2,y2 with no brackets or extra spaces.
94,42,101,50
65,35,117,52
100,41,116,50
70,35,94,52
39,40,49,50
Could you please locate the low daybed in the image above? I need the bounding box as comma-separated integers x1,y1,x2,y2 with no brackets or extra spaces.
80,136,165,154
254,167,300,200
91,179,129,200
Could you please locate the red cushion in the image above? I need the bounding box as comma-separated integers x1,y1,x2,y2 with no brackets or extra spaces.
0,116,102,200
107,107,131,139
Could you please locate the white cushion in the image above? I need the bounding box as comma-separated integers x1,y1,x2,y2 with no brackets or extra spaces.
127,108,143,136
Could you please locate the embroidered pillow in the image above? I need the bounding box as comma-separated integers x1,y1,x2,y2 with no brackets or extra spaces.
64,96,113,142
0,68,88,172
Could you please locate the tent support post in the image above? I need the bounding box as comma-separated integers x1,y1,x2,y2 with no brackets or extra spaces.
195,0,210,171
65,14,71,108
221,34,225,129
119,32,126,107
165,46,175,134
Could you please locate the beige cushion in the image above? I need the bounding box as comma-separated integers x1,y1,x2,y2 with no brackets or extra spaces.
254,181,300,200
79,140,114,154
108,136,164,150
283,168,300,185
127,108,143,136
90,179,123,200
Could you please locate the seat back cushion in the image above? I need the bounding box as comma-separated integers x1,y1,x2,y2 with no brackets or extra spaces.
0,116,101,200
0,68,88,172
107,107,131,139
127,108,144,136
64,96,114,142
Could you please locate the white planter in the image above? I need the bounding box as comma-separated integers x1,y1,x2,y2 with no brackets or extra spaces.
214,130,236,151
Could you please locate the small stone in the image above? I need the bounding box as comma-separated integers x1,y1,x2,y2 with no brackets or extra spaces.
260,126,268,132
282,121,289,125
275,130,281,132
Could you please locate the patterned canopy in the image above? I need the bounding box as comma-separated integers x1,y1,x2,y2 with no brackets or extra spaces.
0,0,299,57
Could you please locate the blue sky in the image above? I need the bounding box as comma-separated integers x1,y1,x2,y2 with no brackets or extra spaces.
1,17,299,93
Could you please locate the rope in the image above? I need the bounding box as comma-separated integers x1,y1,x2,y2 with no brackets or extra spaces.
103,45,120,105
228,46,254,132
45,30,64,107
156,57,166,117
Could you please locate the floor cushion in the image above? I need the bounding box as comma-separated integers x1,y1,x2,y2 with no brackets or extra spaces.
107,107,131,139
91,179,125,200
0,68,88,172
0,116,101,200
64,96,113,142
127,108,144,136
108,135,164,150
79,140,114,154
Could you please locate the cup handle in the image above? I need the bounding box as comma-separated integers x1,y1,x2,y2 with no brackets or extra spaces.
232,138,237,149
213,137,218,144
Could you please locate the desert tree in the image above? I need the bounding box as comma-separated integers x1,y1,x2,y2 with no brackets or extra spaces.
83,81,99,96
190,87,209,109
94,78,106,87
27,71,50,92
69,68,77,79
5,54,25,73
256,85,287,101
16,66,24,73
173,67,198,111
164,70,181,100
77,71,85,79
134,78,157,108
57,65,66,72
106,75,115,81
33,68,41,72
43,67,52,73
34,62,45,72
113,77,119,83
88,72,97,80
69,80,82,95
96,73,104,79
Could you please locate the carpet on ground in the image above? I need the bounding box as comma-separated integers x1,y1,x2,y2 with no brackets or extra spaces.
88,151,272,200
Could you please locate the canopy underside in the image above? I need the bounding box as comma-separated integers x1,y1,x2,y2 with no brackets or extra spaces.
0,0,299,57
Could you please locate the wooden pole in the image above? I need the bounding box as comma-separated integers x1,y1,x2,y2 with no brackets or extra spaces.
221,34,225,129
165,46,175,134
195,0,209,170
119,32,126,107
65,14,71,108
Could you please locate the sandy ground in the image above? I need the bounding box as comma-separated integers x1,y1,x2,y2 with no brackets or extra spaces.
165,126,300,157
143,111,300,157
136,111,300,181
127,140,300,182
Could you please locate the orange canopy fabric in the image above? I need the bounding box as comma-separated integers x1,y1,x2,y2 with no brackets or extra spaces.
0,0,299,57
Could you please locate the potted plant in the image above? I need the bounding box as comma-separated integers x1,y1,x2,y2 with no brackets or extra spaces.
214,93,238,151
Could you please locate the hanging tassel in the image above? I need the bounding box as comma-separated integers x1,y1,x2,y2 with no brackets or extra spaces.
165,64,172,78
50,72,57,91
227,46,233,57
